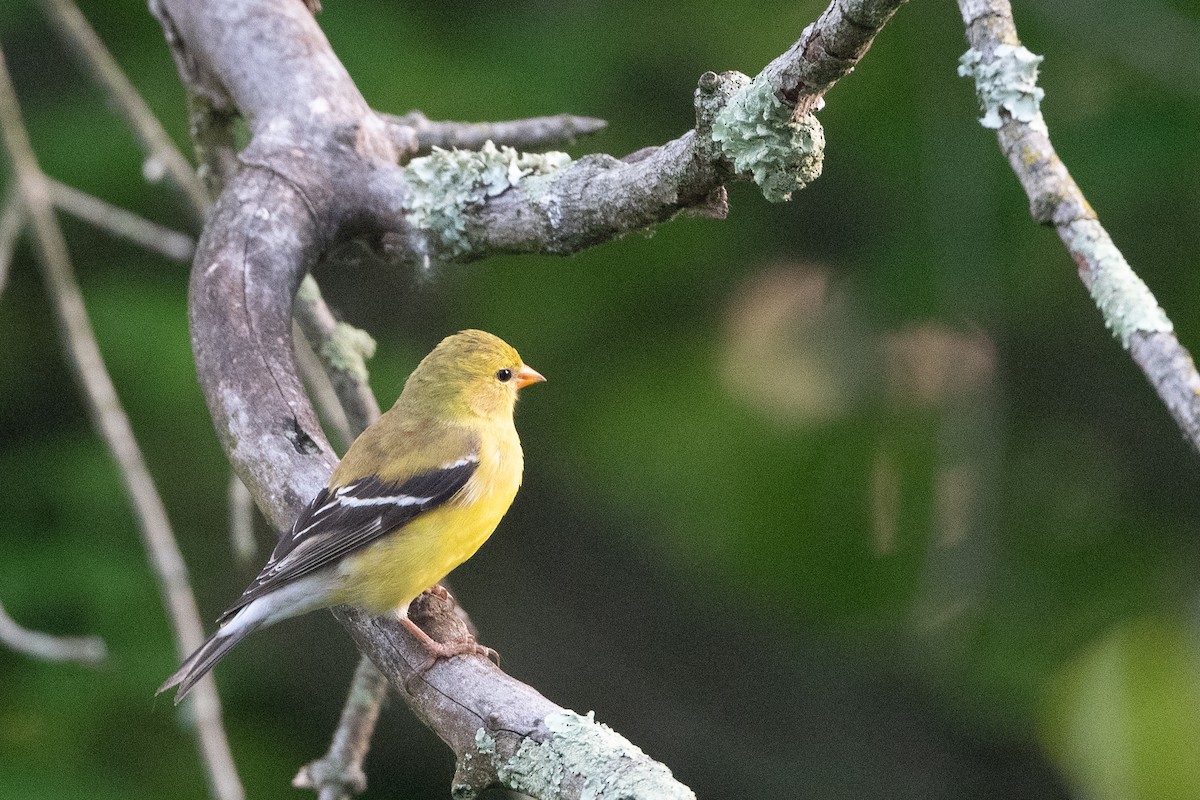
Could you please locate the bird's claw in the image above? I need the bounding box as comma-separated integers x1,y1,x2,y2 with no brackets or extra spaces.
398,614,500,693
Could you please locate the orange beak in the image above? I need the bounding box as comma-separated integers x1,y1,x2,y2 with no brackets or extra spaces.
514,364,546,389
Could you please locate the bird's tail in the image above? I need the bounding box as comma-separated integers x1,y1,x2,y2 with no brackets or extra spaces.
157,622,260,704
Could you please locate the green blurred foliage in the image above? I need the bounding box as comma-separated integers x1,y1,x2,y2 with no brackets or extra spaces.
2,0,1200,798
1045,618,1200,800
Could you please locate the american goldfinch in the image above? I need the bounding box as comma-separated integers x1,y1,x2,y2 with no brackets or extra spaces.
160,330,544,702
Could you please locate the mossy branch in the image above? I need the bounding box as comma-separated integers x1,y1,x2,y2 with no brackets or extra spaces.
957,0,1200,452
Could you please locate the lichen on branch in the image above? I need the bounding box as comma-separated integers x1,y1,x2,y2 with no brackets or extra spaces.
958,43,1046,133
459,710,694,800
403,140,572,262
710,72,825,203
1065,220,1173,347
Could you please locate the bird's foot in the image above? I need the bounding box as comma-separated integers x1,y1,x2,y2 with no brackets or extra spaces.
397,614,499,693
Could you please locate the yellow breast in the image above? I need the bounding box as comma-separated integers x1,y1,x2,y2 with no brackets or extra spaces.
333,428,523,614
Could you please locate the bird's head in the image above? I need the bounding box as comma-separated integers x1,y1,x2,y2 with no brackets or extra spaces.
399,329,545,421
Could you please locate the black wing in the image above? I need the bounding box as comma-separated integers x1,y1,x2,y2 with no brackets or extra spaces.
217,456,478,624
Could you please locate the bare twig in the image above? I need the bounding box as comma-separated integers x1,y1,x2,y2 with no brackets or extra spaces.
0,45,244,800
292,276,378,441
761,0,908,112
0,597,106,665
0,177,194,275
292,655,389,800
227,473,257,566
957,0,1200,452
384,110,607,156
39,0,209,224
47,177,194,261
0,185,25,297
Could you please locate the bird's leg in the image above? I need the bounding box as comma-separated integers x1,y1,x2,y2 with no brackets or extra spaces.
415,585,500,662
395,598,499,693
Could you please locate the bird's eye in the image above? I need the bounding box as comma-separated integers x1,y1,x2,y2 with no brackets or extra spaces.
496,368,513,382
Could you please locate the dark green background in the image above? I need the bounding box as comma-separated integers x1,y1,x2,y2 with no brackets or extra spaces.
2,1,1199,798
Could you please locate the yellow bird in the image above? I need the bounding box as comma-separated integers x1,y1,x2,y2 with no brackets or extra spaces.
160,329,544,702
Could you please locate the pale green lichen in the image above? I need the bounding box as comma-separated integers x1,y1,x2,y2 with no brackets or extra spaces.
1065,219,1173,347
711,72,824,203
319,322,376,384
297,273,322,303
296,274,375,382
403,140,572,262
958,44,1047,133
487,710,694,800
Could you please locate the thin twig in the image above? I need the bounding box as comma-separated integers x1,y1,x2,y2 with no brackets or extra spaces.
292,655,389,800
227,473,257,566
17,14,243,792
956,0,1200,452
762,0,908,113
384,111,607,156
0,596,107,664
293,319,356,451
0,45,244,800
0,185,25,298
47,177,195,261
291,279,387,800
293,276,378,440
39,0,209,224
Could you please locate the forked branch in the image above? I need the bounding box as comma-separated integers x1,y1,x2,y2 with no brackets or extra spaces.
149,0,905,796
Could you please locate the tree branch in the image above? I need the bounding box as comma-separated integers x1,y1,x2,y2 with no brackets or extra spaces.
0,185,24,297
292,654,388,800
383,110,607,156
370,0,906,265
0,597,106,665
150,0,906,795
293,276,379,441
761,0,908,111
956,0,1200,452
33,4,408,798
46,177,195,261
0,44,244,800
40,0,209,225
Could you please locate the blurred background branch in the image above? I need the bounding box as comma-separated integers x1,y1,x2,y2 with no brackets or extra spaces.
0,36,242,800
45,176,194,260
0,596,106,664
40,0,208,222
